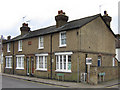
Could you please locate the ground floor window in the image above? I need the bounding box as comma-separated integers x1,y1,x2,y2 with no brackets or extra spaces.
35,53,48,71
55,52,73,72
5,56,12,68
16,55,24,69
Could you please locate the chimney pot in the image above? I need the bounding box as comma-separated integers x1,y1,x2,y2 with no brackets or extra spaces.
20,23,30,35
55,10,68,28
103,11,111,27
7,36,11,40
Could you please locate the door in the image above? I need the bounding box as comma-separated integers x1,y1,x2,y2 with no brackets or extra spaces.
27,57,29,75
31,57,34,75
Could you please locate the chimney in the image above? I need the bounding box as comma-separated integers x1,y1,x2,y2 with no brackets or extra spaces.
55,10,68,28
103,11,112,27
20,23,30,35
7,36,11,40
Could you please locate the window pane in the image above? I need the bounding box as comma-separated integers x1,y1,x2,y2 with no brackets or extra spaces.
9,43,11,51
61,32,66,45
64,55,66,69
9,58,11,67
20,41,22,49
60,55,62,69
22,57,24,68
68,55,71,70
7,58,9,67
18,57,21,67
39,37,44,47
39,56,43,68
56,56,59,69
45,56,47,69
36,57,38,69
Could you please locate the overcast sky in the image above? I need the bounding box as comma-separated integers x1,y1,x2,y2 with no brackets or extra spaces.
0,0,119,38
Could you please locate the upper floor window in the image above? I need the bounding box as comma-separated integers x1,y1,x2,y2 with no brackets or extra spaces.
112,57,115,66
18,40,22,51
59,31,66,47
7,43,11,52
38,36,44,49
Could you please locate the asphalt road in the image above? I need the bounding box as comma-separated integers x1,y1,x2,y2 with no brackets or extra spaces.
2,76,61,88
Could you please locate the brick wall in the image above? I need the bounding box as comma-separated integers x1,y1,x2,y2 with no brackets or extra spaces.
89,66,118,84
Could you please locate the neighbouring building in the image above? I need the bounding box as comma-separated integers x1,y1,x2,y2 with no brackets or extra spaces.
0,35,4,73
116,34,120,62
3,10,118,84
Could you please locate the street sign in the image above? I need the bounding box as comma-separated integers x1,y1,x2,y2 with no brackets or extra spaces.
86,58,92,65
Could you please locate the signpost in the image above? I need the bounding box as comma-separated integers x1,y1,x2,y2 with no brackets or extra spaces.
86,58,92,83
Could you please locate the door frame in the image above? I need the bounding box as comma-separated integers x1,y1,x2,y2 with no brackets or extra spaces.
31,57,34,75
26,57,29,75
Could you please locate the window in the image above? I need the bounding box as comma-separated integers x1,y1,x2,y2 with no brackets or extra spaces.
59,31,66,47
112,57,115,66
7,43,11,52
55,52,73,72
5,56,12,68
38,36,44,49
98,56,101,67
16,55,24,69
35,53,48,71
18,40,22,51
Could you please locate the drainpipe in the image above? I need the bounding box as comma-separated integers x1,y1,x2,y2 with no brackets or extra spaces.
13,41,14,74
85,54,88,73
50,34,53,79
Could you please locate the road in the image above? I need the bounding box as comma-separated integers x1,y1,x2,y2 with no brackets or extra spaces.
2,76,62,88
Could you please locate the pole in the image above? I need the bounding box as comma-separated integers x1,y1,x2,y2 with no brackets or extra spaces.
87,64,90,83
77,57,79,83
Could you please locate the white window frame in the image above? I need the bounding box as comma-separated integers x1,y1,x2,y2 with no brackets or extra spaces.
112,57,115,66
18,40,22,51
59,31,66,47
55,52,73,72
5,56,12,68
38,36,44,49
7,43,11,52
35,53,48,71
16,55,24,69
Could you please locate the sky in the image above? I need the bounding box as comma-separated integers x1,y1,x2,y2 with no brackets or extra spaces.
0,0,119,39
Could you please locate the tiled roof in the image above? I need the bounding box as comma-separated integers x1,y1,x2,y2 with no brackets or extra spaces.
4,14,115,43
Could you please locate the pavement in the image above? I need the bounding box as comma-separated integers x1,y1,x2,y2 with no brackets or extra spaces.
1,73,119,88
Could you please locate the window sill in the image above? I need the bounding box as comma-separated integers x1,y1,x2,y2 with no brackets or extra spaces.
38,47,44,50
7,51,11,53
36,69,47,71
18,50,22,52
55,70,72,73
59,45,66,48
16,68,24,70
5,67,12,69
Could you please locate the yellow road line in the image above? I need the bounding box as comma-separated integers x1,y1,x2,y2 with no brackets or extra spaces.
105,84,120,88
